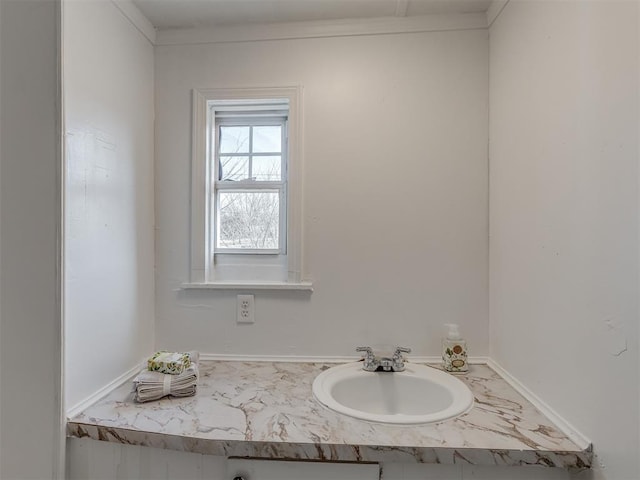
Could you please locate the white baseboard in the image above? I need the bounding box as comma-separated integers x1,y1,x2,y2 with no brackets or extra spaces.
200,353,489,365
200,353,358,363
486,358,591,451
65,361,144,419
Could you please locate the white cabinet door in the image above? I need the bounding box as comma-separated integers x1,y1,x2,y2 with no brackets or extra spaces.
227,459,380,480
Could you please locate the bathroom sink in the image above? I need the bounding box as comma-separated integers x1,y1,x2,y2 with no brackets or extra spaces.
312,362,474,424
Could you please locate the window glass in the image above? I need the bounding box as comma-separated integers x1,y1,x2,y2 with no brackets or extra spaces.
217,191,280,250
253,126,281,153
252,155,281,181
219,126,250,154
219,156,249,181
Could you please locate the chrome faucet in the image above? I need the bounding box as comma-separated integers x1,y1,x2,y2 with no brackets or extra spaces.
356,346,411,372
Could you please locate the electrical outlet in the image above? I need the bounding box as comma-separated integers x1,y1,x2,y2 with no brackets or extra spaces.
236,294,255,324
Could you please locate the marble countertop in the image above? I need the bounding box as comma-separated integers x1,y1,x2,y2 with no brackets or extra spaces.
67,361,592,469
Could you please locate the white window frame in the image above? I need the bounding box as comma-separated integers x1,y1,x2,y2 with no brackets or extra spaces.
213,113,287,255
188,86,309,290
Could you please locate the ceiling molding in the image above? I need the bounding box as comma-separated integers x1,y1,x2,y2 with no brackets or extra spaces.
486,0,509,28
111,0,157,44
155,12,488,46
394,0,410,17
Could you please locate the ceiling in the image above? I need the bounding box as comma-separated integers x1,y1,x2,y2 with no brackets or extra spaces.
133,0,493,30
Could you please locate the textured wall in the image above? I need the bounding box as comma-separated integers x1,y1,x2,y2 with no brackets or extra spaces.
64,0,155,410
154,29,489,358
489,2,639,478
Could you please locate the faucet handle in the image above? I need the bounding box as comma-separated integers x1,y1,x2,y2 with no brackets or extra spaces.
356,347,378,371
392,347,411,372
393,346,411,356
356,346,374,357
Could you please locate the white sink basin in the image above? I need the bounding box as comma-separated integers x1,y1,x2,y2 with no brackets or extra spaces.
312,362,474,425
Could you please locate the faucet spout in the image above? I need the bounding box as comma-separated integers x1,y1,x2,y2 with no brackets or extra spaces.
379,357,393,371
355,346,412,372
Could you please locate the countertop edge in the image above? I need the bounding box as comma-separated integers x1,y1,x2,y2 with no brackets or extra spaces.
67,420,593,470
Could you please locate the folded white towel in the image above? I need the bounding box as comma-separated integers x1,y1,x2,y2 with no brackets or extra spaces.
133,351,200,403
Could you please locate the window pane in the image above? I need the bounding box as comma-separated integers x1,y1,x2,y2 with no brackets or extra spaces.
219,126,250,154
219,156,249,181
253,126,281,153
252,156,281,181
217,191,279,250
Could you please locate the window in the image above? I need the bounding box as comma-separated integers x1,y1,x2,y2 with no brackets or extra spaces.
213,101,287,254
189,87,309,289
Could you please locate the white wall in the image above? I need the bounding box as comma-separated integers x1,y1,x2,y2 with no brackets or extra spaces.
489,2,639,479
0,0,63,478
63,0,155,411
155,29,489,356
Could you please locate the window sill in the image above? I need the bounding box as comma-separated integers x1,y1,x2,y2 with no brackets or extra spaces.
181,281,313,292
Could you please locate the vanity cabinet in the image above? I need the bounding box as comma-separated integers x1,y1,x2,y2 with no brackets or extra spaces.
67,438,576,480
67,438,379,480
227,459,379,480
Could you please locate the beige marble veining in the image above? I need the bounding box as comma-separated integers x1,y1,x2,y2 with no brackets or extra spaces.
67,361,592,469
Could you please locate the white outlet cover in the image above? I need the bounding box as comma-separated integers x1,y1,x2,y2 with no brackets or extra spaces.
237,294,255,324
